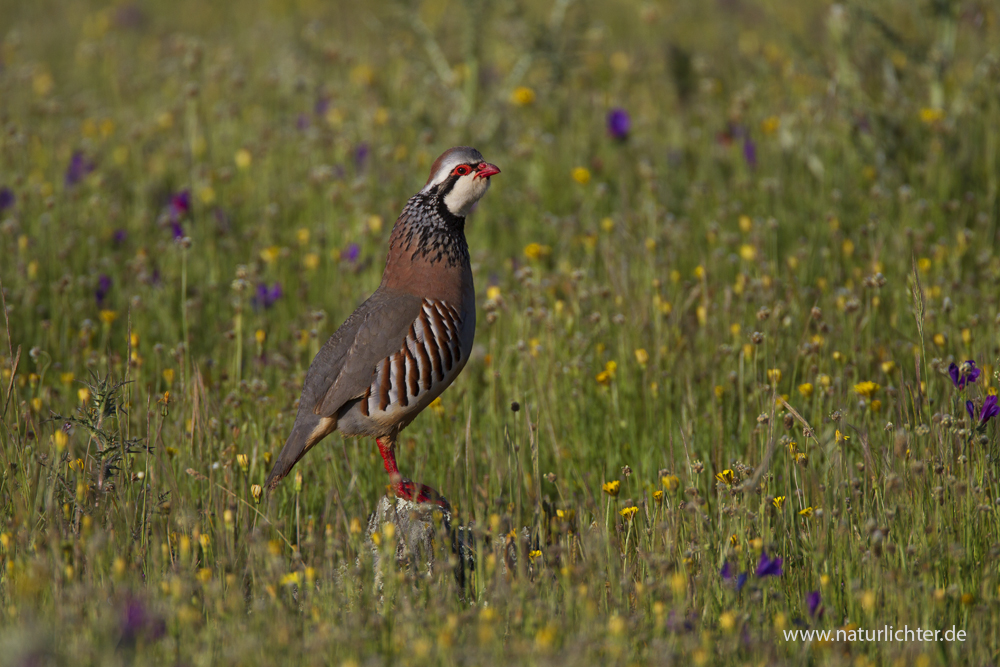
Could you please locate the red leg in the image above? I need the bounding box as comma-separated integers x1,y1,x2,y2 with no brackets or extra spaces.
376,437,401,478
375,437,451,512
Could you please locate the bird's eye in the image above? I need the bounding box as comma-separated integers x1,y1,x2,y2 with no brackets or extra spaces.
453,165,472,176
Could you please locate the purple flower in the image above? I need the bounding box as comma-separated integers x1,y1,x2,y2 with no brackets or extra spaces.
607,108,631,140
170,190,191,219
296,113,310,131
170,220,184,240
756,549,783,577
807,590,823,619
65,151,95,187
966,394,999,426
113,229,128,245
720,562,747,591
949,360,981,389
120,596,165,646
354,143,370,169
0,186,14,211
314,97,330,116
253,282,283,309
114,3,146,29
743,136,757,168
95,274,112,306
341,243,360,263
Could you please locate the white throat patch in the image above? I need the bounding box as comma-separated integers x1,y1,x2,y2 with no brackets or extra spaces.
443,175,491,217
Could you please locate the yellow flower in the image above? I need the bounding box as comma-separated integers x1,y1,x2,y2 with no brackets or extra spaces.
818,374,831,387
99,310,118,325
250,484,263,503
572,167,591,185
78,388,91,404
596,360,617,385
280,571,302,586
729,534,739,547
619,506,638,521
600,217,615,232
524,243,551,260
162,368,175,385
54,431,68,452
486,286,501,301
350,64,374,86
881,361,896,374
528,549,543,561
255,329,266,345
739,244,756,261
511,86,536,106
835,429,849,443
602,480,621,497
303,252,320,270
798,507,814,518
917,257,932,272
653,490,663,504
33,70,54,96
760,116,780,135
715,469,734,485
260,246,280,264
932,333,946,348
738,215,752,233
157,111,173,129
430,396,445,416
236,454,249,471
234,148,252,169
772,496,786,510
853,381,880,398
661,475,680,491
919,108,944,124
870,399,882,413
766,368,782,384
634,348,649,367
798,383,814,398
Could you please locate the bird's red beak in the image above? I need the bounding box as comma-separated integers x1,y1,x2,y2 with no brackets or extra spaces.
475,162,501,179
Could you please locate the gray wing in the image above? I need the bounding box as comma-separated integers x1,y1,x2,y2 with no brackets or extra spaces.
265,288,422,490
312,289,423,417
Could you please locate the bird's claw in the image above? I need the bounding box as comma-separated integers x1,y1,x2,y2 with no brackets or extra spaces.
394,478,452,513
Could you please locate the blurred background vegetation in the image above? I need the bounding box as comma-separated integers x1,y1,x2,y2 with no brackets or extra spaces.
2,0,1000,664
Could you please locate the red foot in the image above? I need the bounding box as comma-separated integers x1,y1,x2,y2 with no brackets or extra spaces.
376,437,451,512
395,478,452,513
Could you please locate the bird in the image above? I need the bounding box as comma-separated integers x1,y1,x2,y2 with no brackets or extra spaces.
264,146,500,513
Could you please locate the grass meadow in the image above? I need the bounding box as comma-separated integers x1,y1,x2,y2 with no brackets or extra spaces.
2,0,1000,664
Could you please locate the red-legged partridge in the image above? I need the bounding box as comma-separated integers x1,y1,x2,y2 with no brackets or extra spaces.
265,147,500,512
